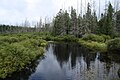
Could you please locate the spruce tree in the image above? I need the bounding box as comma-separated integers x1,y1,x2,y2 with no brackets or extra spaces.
70,7,77,36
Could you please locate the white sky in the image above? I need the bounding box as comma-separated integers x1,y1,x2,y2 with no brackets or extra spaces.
0,0,119,26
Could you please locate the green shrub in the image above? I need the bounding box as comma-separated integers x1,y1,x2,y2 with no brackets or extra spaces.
0,41,9,49
54,35,79,42
0,33,47,78
107,38,120,51
0,41,45,78
101,34,111,42
0,43,28,78
43,35,54,41
79,39,107,52
82,34,105,43
0,36,19,43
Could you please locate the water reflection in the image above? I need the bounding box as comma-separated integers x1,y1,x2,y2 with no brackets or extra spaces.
29,43,120,80
2,43,120,80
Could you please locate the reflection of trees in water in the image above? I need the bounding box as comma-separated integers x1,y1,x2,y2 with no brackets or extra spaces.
52,43,96,69
2,56,45,80
82,50,96,70
108,52,120,63
98,53,112,75
99,52,120,66
52,43,120,79
2,43,120,80
99,52,120,77
53,43,70,67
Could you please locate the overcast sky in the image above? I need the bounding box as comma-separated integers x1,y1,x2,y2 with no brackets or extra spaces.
0,0,119,26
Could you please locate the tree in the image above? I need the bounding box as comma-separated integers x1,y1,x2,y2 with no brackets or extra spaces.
52,9,65,36
98,13,106,34
116,10,120,33
91,11,98,33
64,10,71,35
105,2,114,35
23,19,30,32
84,3,95,33
77,14,83,37
70,7,77,36
98,2,114,36
36,18,42,32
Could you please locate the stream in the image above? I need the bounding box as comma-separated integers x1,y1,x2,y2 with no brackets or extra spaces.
4,43,120,80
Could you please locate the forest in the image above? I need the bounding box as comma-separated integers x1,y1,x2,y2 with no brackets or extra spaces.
1,2,120,37
1,2,120,52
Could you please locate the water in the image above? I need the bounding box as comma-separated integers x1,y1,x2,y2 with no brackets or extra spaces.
3,43,120,80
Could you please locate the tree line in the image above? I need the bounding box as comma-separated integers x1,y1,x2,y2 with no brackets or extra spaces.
52,2,120,37
0,22,51,34
0,25,36,33
0,2,120,37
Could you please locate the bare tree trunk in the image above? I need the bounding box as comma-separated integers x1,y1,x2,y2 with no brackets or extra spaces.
81,0,82,16
99,0,101,18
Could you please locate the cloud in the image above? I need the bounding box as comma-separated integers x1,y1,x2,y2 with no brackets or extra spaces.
0,0,119,25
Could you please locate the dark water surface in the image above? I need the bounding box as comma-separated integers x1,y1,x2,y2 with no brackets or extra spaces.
4,43,120,80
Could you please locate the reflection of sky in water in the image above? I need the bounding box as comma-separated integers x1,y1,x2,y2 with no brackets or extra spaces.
29,43,120,80
29,44,66,80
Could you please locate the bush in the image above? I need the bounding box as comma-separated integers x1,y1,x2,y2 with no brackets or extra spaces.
54,35,79,42
79,39,107,52
0,33,47,78
82,34,105,43
100,34,111,42
43,35,54,41
107,38,120,51
0,43,28,78
0,41,45,78
0,36,19,43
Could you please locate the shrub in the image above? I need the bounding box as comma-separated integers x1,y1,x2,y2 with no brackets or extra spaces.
0,41,9,49
101,34,111,42
54,35,79,42
79,39,107,52
82,34,105,43
43,35,54,41
0,36,19,43
107,38,120,51
0,43,28,78
0,40,45,78
0,33,47,78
